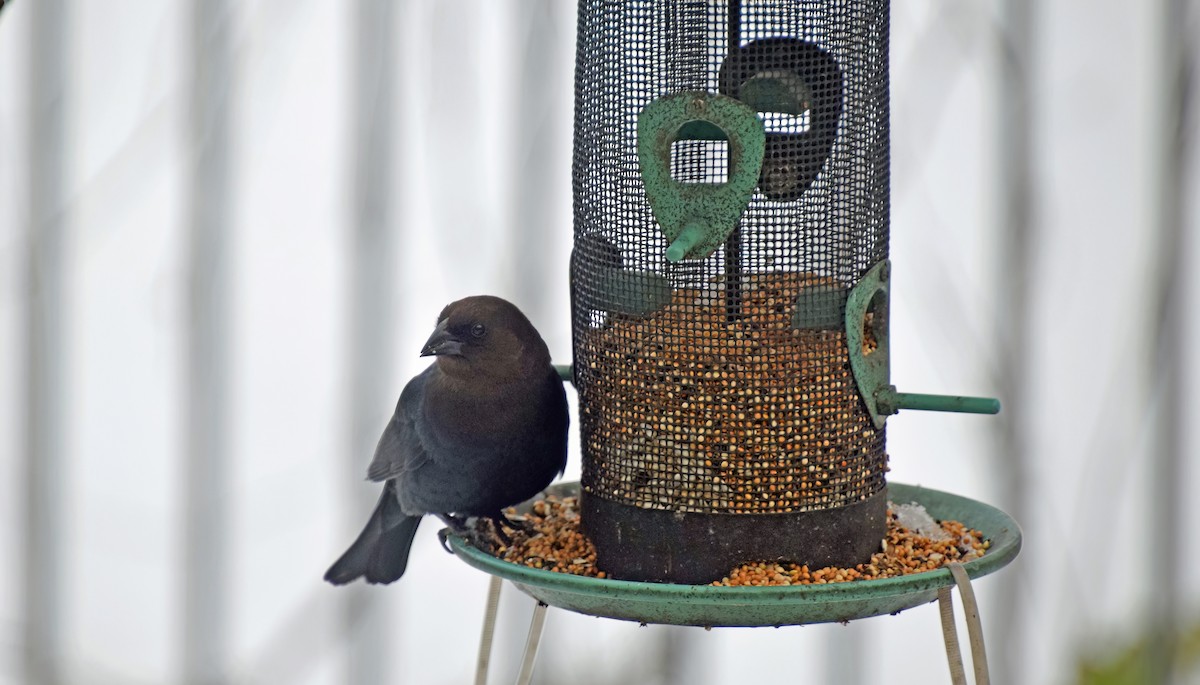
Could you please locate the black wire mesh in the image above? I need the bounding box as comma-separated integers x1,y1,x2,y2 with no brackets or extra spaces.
572,0,889,536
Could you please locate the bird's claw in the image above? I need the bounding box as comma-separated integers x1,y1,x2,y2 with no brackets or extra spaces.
437,527,456,555
436,513,472,555
488,520,513,547
497,512,535,534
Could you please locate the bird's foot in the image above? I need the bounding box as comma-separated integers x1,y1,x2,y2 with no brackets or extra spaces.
460,518,504,555
488,511,536,546
479,510,538,552
496,511,535,535
487,519,513,547
434,512,530,555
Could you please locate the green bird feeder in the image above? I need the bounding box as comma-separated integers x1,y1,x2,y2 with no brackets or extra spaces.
449,3,1020,682
567,0,1003,586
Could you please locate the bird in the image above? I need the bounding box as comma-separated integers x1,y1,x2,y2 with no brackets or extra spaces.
324,295,570,585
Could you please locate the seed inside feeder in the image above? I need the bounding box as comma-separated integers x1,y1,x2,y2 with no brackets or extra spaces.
578,272,887,515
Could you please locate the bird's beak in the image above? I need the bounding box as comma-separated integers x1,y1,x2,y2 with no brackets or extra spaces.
420,319,464,357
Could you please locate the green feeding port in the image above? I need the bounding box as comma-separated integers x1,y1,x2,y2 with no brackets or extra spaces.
845,259,1000,427
637,91,765,264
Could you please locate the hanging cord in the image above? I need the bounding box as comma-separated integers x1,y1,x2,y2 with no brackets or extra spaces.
938,562,991,685
475,576,504,685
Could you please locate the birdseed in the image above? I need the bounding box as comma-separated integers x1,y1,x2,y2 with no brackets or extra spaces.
494,496,988,586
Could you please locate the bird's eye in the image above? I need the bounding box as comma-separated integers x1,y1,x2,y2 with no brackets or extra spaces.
470,323,487,338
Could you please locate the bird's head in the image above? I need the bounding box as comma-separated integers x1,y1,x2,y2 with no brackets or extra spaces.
420,295,551,379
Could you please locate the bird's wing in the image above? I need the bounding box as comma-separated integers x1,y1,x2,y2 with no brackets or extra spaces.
366,368,431,482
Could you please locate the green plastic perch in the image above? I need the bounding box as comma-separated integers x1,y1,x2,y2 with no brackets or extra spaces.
877,388,1000,416
665,222,707,263
554,364,574,384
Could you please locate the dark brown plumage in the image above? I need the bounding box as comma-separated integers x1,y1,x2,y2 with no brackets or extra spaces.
324,295,569,585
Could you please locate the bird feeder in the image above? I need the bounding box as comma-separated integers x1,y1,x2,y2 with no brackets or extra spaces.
569,1,999,583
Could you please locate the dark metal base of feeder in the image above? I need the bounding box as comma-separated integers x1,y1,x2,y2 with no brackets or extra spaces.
581,487,888,584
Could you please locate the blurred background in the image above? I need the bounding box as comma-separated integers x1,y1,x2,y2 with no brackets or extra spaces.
1,0,1198,683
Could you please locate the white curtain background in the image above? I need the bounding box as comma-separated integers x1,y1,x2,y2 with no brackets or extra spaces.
0,1,1197,684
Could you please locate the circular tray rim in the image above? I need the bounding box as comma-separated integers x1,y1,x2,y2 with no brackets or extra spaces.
447,481,1021,626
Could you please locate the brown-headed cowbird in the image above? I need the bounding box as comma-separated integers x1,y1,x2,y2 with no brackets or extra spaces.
324,295,569,585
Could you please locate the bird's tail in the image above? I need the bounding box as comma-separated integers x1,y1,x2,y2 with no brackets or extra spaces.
324,481,422,585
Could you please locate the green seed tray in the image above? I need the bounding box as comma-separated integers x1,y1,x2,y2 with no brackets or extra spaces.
448,481,1020,627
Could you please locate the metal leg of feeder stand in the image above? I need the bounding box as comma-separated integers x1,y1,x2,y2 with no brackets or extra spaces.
937,588,968,685
936,563,990,685
514,601,549,685
947,563,989,684
474,576,504,685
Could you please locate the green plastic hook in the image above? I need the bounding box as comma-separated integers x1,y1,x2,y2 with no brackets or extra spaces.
637,92,766,263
